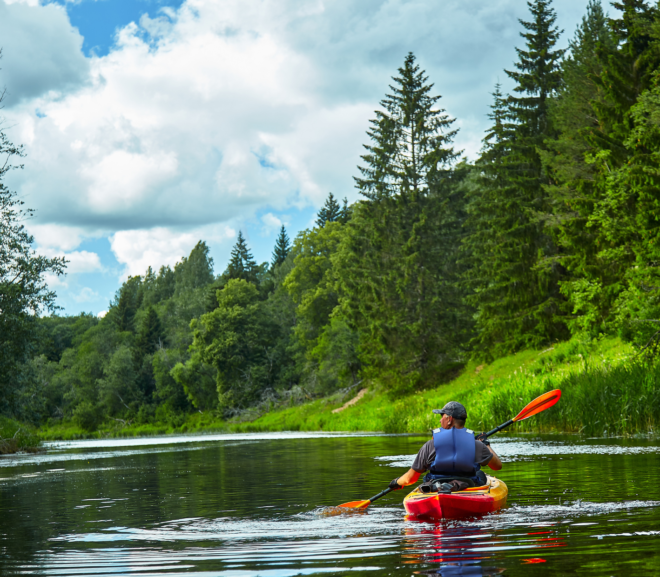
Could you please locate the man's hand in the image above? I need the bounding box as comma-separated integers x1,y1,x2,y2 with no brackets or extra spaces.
389,477,403,490
476,432,490,445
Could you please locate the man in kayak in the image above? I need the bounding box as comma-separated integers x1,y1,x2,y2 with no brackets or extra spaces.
388,401,502,491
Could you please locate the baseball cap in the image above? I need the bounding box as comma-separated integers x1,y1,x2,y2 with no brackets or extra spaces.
432,401,467,420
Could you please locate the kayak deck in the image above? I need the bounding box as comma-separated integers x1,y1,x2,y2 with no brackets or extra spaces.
403,476,508,520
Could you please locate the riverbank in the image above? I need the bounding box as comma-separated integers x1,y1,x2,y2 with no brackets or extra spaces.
38,336,660,440
0,417,43,454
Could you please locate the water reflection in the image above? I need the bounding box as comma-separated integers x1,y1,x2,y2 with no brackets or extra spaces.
2,432,660,576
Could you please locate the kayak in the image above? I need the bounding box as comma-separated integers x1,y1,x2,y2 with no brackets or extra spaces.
403,476,508,520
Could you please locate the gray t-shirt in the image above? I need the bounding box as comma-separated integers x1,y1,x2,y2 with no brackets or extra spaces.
411,435,493,473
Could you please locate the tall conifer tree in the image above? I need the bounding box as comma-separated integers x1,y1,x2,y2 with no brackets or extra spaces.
316,193,342,227
225,231,259,284
271,225,291,267
338,53,467,391
465,0,568,357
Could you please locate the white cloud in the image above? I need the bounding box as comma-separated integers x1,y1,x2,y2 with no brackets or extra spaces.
72,286,99,303
62,250,103,274
261,213,284,236
97,310,108,318
28,223,88,251
0,0,595,313
0,0,88,106
110,225,235,279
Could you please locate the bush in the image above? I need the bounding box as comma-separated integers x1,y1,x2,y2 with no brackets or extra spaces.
72,401,102,432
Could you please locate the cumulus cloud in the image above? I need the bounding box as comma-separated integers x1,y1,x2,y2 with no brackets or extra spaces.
0,0,88,106
72,286,99,303
261,213,284,236
110,225,235,279
0,0,592,305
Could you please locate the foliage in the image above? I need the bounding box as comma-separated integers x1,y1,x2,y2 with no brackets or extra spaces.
465,0,568,358
340,52,468,394
0,96,66,418
186,279,281,414
271,225,291,267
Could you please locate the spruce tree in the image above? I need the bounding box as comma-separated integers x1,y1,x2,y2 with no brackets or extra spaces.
466,0,568,356
541,0,618,335
271,225,290,267
316,193,342,227
339,197,351,223
543,0,660,336
338,52,466,391
225,231,259,284
355,52,458,200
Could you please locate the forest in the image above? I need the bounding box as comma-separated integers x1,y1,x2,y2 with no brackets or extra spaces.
2,0,660,436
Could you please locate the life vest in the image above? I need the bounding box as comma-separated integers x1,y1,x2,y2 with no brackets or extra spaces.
429,427,480,477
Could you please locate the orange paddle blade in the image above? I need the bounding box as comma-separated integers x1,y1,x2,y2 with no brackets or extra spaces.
338,500,371,509
513,389,561,422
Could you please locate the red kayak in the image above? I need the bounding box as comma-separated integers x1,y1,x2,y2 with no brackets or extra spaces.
403,476,508,520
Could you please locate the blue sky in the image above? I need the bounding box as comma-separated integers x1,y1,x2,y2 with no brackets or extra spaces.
0,0,596,316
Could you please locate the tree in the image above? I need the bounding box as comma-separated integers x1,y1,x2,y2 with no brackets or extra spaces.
339,53,466,393
465,0,568,357
133,305,164,398
316,193,342,227
225,231,259,284
0,110,66,415
541,0,618,336
355,52,459,199
174,240,214,296
112,276,142,333
271,225,290,267
186,279,280,414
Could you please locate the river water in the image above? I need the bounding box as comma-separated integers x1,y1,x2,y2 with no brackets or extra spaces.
1,432,660,576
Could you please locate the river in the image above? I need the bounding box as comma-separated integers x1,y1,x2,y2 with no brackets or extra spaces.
1,432,659,575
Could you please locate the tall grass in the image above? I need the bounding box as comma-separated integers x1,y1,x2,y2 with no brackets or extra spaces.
236,338,660,437
484,361,660,436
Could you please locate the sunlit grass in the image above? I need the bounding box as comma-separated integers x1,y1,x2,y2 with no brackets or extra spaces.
39,336,659,439
0,417,42,453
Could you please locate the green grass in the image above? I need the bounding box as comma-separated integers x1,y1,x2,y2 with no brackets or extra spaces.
232,336,656,437
0,417,42,453
39,336,660,440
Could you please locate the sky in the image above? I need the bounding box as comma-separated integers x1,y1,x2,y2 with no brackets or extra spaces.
0,0,598,317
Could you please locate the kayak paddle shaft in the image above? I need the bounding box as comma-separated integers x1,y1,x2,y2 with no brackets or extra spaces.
367,487,394,503
483,418,514,440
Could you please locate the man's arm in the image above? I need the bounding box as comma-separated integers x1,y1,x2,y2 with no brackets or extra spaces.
391,468,422,489
486,445,502,471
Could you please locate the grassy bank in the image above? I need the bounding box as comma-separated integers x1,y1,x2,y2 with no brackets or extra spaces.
0,417,42,454
39,336,660,440
233,336,657,437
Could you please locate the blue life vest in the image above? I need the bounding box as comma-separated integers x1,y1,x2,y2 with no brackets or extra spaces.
428,427,480,478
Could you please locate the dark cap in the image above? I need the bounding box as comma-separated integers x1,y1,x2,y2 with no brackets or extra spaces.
432,401,467,420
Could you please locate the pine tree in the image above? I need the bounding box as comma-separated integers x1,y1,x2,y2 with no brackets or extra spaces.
133,305,164,398
541,0,618,335
225,231,259,284
174,241,214,296
338,53,466,391
355,52,459,200
339,198,351,223
113,277,142,333
316,193,342,227
465,0,568,357
271,225,290,267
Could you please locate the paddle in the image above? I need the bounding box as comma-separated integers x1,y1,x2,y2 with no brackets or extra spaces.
481,388,562,440
338,487,394,509
337,388,562,509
